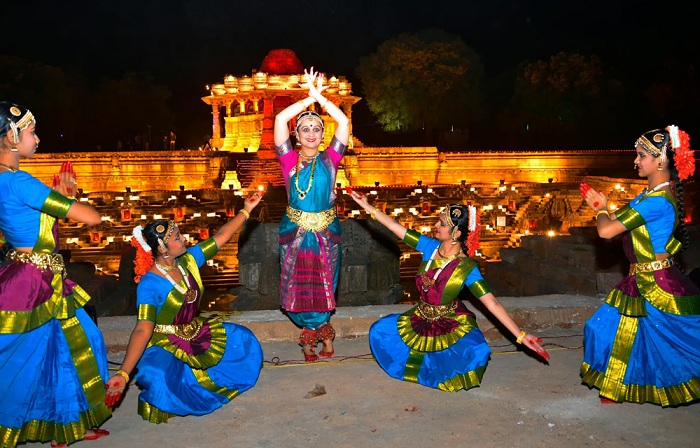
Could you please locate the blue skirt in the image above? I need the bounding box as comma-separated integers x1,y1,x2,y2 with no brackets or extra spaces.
0,308,110,446
369,314,491,391
582,302,700,405
135,322,263,421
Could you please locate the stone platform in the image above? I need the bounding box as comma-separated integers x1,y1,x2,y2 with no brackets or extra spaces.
97,294,603,350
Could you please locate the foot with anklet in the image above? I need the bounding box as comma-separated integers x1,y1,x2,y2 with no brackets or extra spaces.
319,338,334,358
302,345,319,363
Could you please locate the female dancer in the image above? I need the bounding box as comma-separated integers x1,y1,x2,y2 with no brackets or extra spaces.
350,193,549,391
0,102,111,446
581,125,700,406
104,193,264,422
274,68,349,362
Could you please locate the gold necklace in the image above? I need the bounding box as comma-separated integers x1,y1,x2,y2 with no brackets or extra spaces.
0,162,18,172
299,149,318,160
437,244,460,261
155,262,178,273
294,156,316,200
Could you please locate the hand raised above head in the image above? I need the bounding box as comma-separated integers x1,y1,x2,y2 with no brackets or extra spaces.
300,67,317,89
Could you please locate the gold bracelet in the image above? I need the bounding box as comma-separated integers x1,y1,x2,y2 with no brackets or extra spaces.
595,209,610,219
239,209,250,220
370,209,378,220
516,330,527,345
116,369,130,382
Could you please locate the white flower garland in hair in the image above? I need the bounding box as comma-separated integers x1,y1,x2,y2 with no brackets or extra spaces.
132,225,152,252
468,205,477,231
667,124,680,149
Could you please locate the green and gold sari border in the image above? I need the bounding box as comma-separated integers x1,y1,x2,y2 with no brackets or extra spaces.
438,365,487,392
149,317,227,369
138,400,174,424
397,311,478,352
0,281,90,334
0,407,110,446
581,363,700,407
605,284,700,316
191,369,240,401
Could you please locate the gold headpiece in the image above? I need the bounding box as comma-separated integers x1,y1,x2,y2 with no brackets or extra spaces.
635,130,668,160
7,108,35,145
295,110,324,133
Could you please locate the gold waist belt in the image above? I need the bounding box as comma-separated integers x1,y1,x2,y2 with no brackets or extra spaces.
286,206,336,232
416,299,458,322
154,319,202,341
629,258,672,275
6,250,65,278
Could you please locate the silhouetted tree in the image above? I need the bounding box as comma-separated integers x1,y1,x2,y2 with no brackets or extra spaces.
0,55,89,151
509,51,624,149
92,72,173,151
356,29,484,146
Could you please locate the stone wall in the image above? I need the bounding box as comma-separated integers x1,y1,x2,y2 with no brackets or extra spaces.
485,225,700,297
231,220,403,309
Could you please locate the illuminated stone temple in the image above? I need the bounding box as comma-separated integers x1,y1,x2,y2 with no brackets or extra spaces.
201,49,361,155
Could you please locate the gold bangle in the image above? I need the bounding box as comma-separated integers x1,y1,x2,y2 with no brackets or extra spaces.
370,209,378,220
595,209,610,219
116,369,130,382
516,330,527,345
239,209,250,220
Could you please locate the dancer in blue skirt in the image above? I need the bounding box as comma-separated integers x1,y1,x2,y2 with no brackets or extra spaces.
105,193,264,422
350,192,549,391
0,101,111,447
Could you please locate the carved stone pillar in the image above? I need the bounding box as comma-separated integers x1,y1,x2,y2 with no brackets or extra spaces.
260,97,275,151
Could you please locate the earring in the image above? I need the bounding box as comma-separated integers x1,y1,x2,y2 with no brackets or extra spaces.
633,164,638,170
162,251,170,259
451,236,458,246
10,148,18,152
657,162,664,171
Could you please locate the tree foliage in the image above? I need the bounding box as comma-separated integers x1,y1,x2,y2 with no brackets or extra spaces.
0,56,173,151
509,51,625,148
356,29,484,137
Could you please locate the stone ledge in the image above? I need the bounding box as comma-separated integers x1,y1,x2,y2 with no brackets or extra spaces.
99,294,602,350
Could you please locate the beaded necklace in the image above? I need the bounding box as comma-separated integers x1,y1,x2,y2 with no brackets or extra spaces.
294,155,316,200
643,181,670,196
0,162,19,172
155,263,198,303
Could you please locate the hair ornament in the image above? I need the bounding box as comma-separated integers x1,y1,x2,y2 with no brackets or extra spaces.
131,225,154,282
6,108,35,144
666,125,694,181
466,206,480,257
132,225,151,252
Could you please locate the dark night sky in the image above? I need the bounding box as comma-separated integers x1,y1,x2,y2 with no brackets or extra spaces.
2,0,699,148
